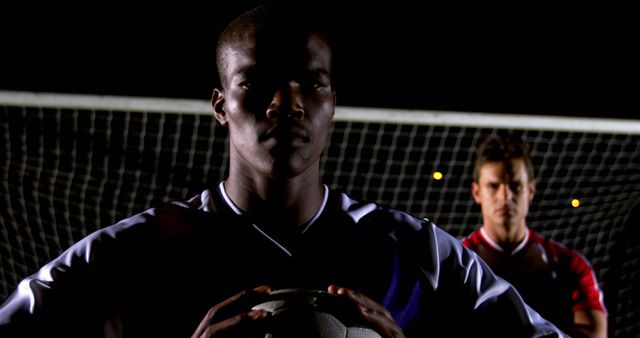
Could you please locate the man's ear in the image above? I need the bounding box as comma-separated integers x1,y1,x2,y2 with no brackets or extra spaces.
471,181,482,204
528,180,536,202
211,88,227,126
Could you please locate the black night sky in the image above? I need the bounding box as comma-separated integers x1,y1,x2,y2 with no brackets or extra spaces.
1,2,638,119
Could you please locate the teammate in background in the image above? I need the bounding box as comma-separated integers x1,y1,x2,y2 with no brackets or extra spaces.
462,133,608,338
0,4,568,338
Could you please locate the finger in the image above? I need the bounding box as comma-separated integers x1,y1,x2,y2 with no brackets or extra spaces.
358,307,404,338
192,285,271,338
328,285,393,320
207,285,272,322
327,285,404,338
198,309,269,338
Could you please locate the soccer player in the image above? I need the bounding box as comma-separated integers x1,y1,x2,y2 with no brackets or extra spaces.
463,133,608,338
0,4,567,337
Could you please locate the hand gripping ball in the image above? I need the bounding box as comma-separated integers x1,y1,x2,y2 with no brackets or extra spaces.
251,289,383,338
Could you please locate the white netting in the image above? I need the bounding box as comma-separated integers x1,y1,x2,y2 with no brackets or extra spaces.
1,91,639,336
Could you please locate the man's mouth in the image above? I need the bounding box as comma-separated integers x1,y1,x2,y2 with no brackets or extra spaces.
261,126,309,143
497,206,511,215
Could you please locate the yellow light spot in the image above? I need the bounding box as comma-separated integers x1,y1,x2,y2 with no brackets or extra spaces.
433,171,443,180
571,199,580,208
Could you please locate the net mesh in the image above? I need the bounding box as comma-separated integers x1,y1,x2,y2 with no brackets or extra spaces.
1,94,639,336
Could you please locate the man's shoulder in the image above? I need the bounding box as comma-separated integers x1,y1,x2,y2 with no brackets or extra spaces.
329,188,380,223
527,229,594,269
461,228,482,249
528,230,574,255
328,188,458,249
89,189,220,242
330,188,426,230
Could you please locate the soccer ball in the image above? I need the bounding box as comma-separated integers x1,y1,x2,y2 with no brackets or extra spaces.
251,289,383,338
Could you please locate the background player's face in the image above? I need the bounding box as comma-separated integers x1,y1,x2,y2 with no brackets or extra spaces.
214,29,335,180
472,158,535,230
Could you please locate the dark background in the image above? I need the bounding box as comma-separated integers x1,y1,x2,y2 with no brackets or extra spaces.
1,2,638,119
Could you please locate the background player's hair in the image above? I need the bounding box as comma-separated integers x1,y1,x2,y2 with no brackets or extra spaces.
473,133,535,182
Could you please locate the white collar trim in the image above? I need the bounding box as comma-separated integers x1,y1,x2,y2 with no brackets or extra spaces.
218,182,329,257
218,182,329,230
480,227,530,255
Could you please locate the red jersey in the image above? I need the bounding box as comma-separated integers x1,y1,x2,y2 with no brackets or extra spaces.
462,228,607,328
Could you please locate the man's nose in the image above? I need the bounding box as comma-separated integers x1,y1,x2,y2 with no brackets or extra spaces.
497,184,513,201
266,83,304,120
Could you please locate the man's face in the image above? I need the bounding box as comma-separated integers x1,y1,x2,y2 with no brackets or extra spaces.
214,30,335,180
472,158,535,230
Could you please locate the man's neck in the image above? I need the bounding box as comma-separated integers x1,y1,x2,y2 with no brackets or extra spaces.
482,222,528,252
223,174,325,227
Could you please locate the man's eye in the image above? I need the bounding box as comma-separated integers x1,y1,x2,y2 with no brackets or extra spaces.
297,78,327,89
308,80,324,88
239,82,253,89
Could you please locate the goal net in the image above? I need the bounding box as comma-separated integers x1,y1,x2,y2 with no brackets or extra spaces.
1,91,638,336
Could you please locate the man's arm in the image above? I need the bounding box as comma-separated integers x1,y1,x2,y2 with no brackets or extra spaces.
560,309,608,338
567,250,608,338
